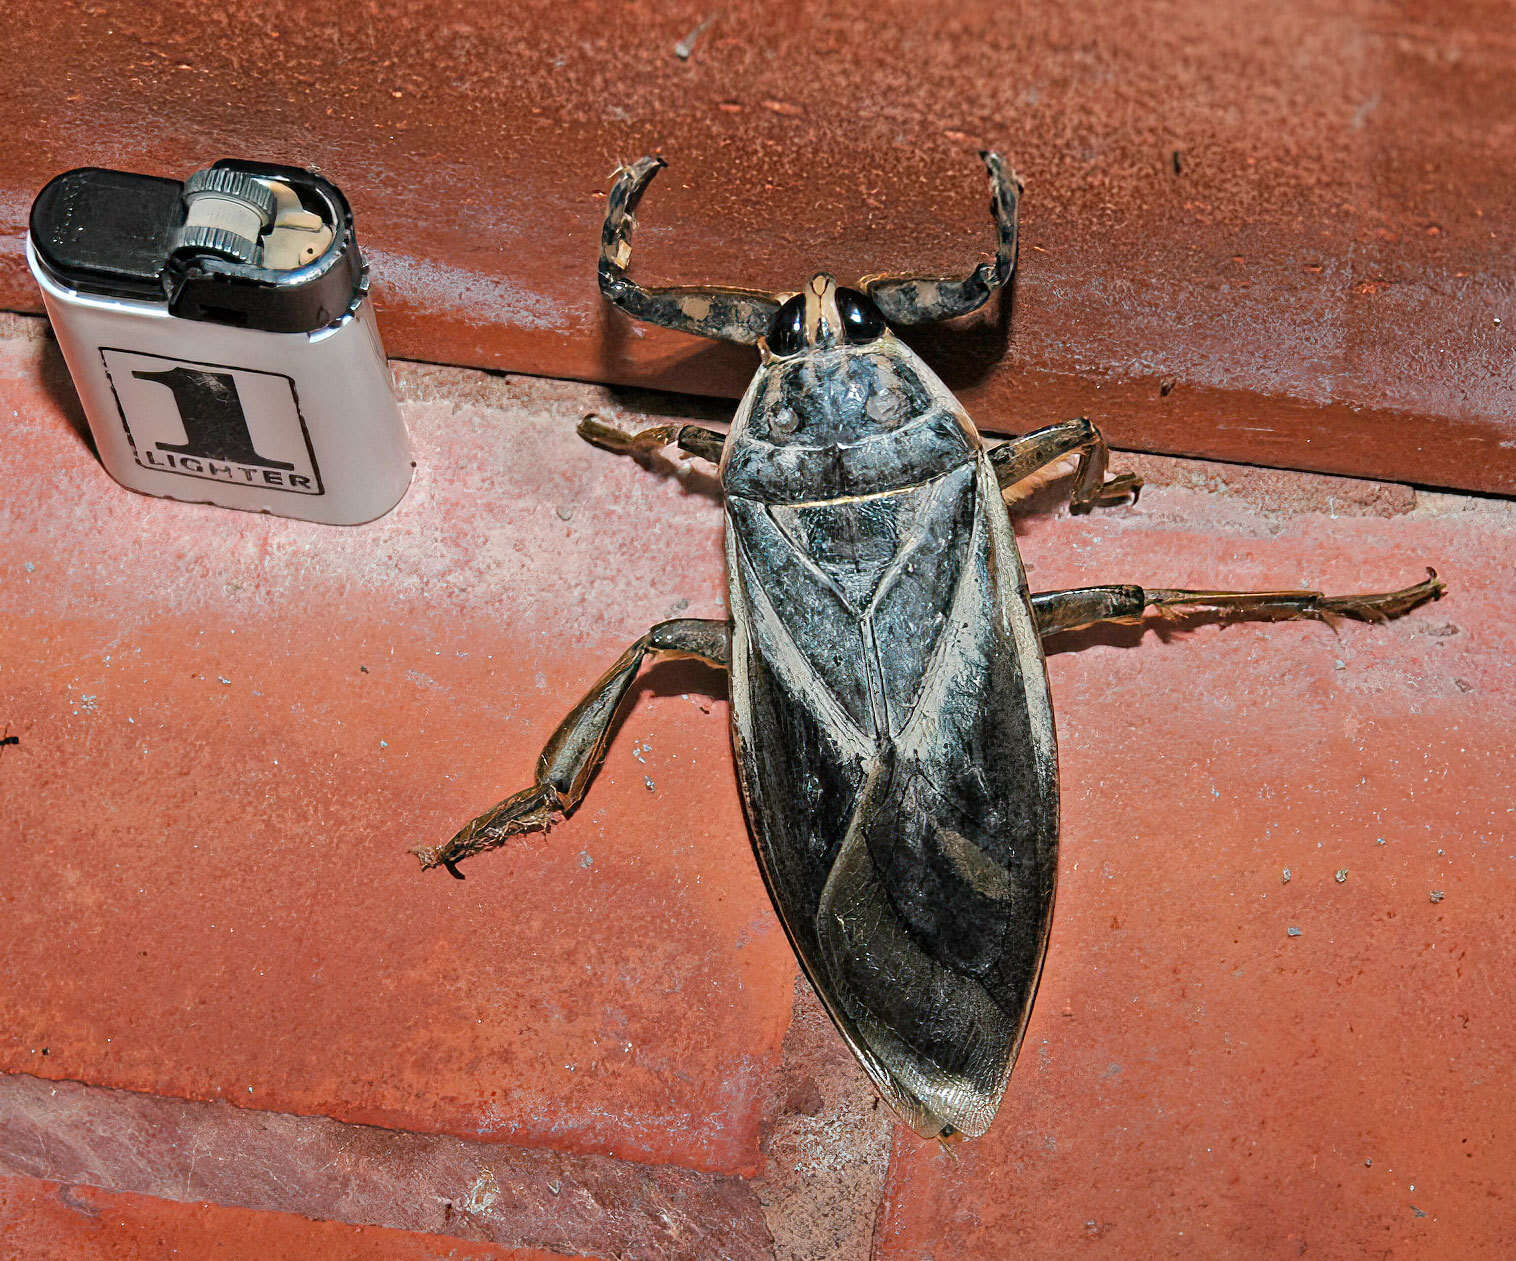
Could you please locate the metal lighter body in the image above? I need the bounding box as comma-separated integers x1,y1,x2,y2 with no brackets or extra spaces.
27,160,411,525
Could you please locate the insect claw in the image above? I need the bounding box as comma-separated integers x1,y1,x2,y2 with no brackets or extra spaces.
935,1132,963,1162
1316,570,1445,623
1099,470,1144,508
610,155,665,188
577,414,628,449
412,841,460,871
578,414,681,458
413,784,562,871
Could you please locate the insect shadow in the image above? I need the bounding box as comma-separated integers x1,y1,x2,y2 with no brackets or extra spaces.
891,285,1014,394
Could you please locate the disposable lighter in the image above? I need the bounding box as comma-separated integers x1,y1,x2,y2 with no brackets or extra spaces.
27,159,411,524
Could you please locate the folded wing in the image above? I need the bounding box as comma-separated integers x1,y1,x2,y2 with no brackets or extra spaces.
728,456,1058,1136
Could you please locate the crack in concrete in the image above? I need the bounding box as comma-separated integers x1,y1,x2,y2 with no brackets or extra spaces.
750,981,897,1261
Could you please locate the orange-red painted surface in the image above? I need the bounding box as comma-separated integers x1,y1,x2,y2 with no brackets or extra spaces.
1,2,1515,491
0,1174,561,1261
1,311,1513,1254
0,327,791,1179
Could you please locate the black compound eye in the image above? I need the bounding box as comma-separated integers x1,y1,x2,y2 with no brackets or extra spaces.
766,294,806,357
836,288,885,344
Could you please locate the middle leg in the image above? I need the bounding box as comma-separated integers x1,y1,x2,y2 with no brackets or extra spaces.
989,417,1142,514
579,414,726,465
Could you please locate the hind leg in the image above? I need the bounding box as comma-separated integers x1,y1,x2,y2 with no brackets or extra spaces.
414,618,730,874
1030,571,1445,639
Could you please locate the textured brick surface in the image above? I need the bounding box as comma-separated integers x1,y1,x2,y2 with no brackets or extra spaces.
0,318,795,1178
2,312,1513,1254
0,1076,767,1259
872,496,1515,1255
1,1,1515,491
0,1173,569,1259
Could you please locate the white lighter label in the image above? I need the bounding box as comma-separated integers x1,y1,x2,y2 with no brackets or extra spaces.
99,348,324,496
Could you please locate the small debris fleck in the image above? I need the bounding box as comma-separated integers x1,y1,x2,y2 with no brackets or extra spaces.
644,775,656,792
1334,658,1347,671
674,14,713,59
1411,1205,1427,1218
1171,149,1184,175
1159,377,1176,396
579,851,594,868
379,740,389,749
1281,867,1292,884
1365,1158,1373,1167
1335,868,1348,883
1287,926,1302,937
1429,889,1445,903
462,1168,501,1216
555,504,575,521
218,677,231,686
0,734,18,748
360,665,369,674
